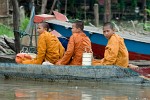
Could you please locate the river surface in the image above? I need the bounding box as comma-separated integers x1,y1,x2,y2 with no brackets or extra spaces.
0,79,150,100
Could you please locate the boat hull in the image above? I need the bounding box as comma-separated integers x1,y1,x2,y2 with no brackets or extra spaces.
0,63,149,85
47,20,150,60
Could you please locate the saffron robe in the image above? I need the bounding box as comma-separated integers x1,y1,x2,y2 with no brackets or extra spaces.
22,31,65,64
92,34,129,68
58,32,91,65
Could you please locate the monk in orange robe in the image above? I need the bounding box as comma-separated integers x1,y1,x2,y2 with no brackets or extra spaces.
16,22,65,64
56,21,91,65
92,22,129,68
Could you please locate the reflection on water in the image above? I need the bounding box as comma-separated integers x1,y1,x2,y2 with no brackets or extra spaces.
15,89,82,100
0,79,150,100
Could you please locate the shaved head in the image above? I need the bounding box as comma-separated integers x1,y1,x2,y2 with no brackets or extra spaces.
74,20,84,31
103,22,114,30
39,22,49,31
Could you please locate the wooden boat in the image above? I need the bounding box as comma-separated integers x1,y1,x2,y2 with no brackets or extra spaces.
0,63,149,85
45,19,150,60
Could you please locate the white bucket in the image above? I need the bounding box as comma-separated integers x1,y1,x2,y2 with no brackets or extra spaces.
82,52,93,66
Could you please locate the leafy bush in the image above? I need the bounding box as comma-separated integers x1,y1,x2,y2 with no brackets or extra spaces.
144,21,150,31
0,23,14,37
145,9,150,15
20,17,30,31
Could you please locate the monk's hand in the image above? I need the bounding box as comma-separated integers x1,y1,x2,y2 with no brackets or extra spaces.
128,64,139,69
55,60,61,65
24,54,32,59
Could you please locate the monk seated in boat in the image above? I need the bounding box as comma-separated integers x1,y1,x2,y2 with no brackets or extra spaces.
56,20,92,65
92,22,129,68
15,22,65,65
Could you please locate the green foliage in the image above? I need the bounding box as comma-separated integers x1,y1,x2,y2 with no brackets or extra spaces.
0,23,14,37
144,9,150,31
119,0,125,11
76,9,82,19
144,22,150,31
20,17,30,31
68,0,75,8
131,0,137,8
145,9,150,15
147,1,150,9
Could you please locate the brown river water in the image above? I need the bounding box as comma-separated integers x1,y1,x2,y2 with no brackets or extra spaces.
0,79,150,100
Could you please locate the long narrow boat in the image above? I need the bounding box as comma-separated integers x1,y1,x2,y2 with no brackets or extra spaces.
0,63,149,85
45,19,150,60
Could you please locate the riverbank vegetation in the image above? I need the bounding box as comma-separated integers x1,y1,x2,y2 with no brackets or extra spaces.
1,0,150,37
0,17,30,37
0,24,13,37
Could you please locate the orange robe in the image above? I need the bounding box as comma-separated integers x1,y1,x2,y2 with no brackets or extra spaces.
92,34,129,68
58,32,91,65
22,31,65,64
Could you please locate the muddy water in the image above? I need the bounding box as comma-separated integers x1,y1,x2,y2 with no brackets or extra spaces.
0,79,150,100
